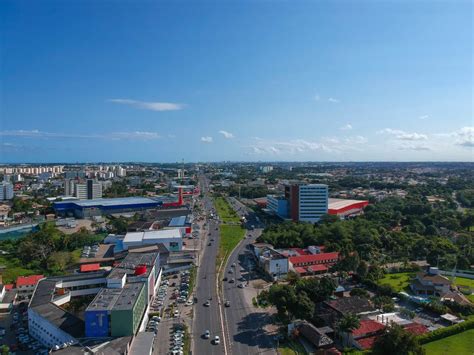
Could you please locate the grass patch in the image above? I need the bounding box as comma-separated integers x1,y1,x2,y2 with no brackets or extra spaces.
278,339,307,355
188,265,197,295
0,255,41,284
423,329,474,355
377,272,414,292
452,277,474,289
217,225,245,267
214,197,241,224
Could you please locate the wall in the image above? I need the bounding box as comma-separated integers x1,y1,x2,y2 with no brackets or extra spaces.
85,310,109,337
28,308,78,348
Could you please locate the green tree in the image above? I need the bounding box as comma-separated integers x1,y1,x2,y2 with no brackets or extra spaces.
373,323,424,355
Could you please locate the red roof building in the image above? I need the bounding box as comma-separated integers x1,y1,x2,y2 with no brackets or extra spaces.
403,322,428,336
289,252,339,267
16,275,44,288
356,336,378,350
80,263,101,273
328,198,369,218
352,320,385,338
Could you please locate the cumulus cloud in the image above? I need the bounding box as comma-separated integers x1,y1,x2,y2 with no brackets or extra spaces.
0,129,161,140
219,130,234,139
419,115,429,120
378,128,428,141
328,97,340,103
201,136,213,143
107,98,184,111
340,124,352,131
444,126,474,148
246,135,367,156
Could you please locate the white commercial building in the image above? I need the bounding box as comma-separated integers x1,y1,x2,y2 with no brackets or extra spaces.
123,229,183,252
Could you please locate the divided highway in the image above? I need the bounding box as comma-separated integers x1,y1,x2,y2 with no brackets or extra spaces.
192,177,225,355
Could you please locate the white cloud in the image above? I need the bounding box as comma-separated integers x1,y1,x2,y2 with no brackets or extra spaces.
328,97,340,103
419,115,429,120
0,129,161,140
201,136,213,143
108,99,184,111
340,124,352,131
246,135,367,156
219,130,234,139
378,128,428,141
443,126,474,148
398,143,432,151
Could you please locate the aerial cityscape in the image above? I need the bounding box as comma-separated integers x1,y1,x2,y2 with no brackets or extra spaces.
0,1,473,355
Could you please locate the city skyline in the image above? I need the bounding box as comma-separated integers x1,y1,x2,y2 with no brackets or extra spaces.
1,0,473,163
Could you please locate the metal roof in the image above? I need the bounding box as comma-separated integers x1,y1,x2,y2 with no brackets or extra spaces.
54,197,162,208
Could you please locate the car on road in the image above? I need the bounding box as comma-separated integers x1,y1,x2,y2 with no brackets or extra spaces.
224,300,230,307
174,310,179,317
223,276,228,281
228,269,233,274
238,283,245,288
204,301,210,307
208,242,212,246
213,336,220,345
229,278,235,283
203,330,210,339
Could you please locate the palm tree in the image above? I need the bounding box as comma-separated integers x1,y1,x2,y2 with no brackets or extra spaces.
337,313,361,347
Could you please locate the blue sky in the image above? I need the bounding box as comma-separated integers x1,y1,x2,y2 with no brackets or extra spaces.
1,0,472,163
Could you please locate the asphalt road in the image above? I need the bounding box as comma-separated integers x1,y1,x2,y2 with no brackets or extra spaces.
192,177,225,355
221,197,277,355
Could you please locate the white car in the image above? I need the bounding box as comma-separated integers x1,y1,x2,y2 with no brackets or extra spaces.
213,335,220,345
174,310,179,317
203,330,210,339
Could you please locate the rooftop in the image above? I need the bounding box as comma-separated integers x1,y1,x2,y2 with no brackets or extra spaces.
328,198,369,211
31,302,85,339
16,274,44,287
123,229,182,244
352,320,385,337
87,282,145,312
54,196,162,208
325,296,375,315
108,252,159,280
288,252,339,265
168,215,191,227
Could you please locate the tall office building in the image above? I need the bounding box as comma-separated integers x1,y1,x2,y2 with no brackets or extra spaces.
0,182,14,200
75,180,102,200
64,179,76,196
285,184,328,223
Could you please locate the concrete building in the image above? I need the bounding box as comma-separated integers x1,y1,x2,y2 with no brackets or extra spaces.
266,195,288,218
283,184,328,223
74,179,102,200
257,247,289,280
123,229,183,252
0,182,14,200
16,275,44,300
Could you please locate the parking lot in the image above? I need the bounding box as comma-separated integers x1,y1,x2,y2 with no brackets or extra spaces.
0,302,49,354
152,270,194,355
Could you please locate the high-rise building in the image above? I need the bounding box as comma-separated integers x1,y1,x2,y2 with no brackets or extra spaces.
64,179,76,196
0,182,14,200
285,183,328,223
75,179,102,200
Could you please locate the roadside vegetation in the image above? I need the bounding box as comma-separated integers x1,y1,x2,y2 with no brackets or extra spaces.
0,223,105,282
214,197,245,267
214,197,241,223
278,339,307,355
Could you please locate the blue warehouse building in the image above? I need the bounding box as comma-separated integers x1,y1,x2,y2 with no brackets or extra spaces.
53,197,164,218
